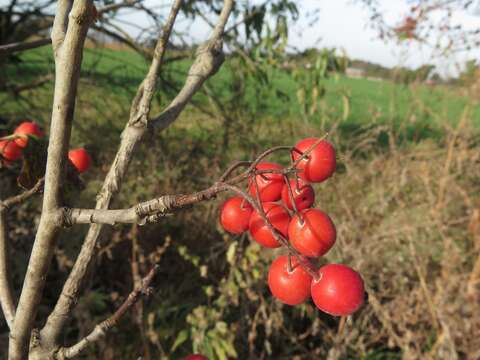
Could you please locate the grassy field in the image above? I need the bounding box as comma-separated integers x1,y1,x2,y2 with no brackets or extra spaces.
3,46,479,136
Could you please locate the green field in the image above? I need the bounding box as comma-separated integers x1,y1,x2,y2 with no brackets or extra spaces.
3,46,479,141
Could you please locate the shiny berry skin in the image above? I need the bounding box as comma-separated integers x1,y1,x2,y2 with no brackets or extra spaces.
219,197,253,234
68,148,91,173
281,178,315,211
0,140,22,161
292,138,336,183
268,255,313,305
249,203,290,248
311,264,365,316
248,162,284,202
184,355,208,360
288,209,336,258
13,121,43,148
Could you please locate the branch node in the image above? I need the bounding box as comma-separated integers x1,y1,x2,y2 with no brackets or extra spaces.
61,208,74,228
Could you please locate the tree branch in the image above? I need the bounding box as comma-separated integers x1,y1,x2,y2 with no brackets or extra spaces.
56,265,158,359
64,165,301,227
50,0,73,54
0,211,15,330
8,1,93,358
0,38,51,56
0,0,141,56
1,179,44,210
150,0,234,130
0,178,44,330
40,0,185,346
97,0,143,15
42,0,234,349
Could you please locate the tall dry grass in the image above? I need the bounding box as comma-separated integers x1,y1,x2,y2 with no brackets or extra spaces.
313,118,480,360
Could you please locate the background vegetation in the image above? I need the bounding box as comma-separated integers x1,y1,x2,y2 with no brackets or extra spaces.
1,1,479,359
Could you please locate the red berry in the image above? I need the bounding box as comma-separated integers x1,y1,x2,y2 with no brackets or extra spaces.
184,355,208,360
311,264,365,316
249,203,290,248
0,140,22,161
292,138,336,183
219,197,253,234
268,255,313,305
13,121,43,148
68,148,91,173
281,178,315,211
288,209,336,258
248,162,284,202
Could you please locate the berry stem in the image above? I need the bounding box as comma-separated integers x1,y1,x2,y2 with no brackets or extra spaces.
219,161,253,182
284,175,300,215
218,182,320,281
287,253,293,273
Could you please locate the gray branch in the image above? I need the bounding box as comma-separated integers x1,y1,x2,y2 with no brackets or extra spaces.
0,212,15,330
67,195,177,225
41,0,233,351
0,179,45,331
150,0,234,130
0,38,51,56
39,0,185,346
8,1,93,359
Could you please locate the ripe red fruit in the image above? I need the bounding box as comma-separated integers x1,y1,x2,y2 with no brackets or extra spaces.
220,197,253,234
292,138,336,183
268,255,313,305
0,140,22,161
68,148,91,173
184,355,208,360
311,264,365,316
248,162,284,202
249,203,290,248
281,178,315,211
13,121,43,148
288,208,336,258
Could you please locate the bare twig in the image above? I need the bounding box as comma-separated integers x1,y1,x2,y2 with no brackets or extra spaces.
0,0,141,56
97,0,143,15
0,178,44,330
0,38,51,56
56,265,158,359
2,178,45,210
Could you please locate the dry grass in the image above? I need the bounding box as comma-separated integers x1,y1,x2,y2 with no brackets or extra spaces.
313,119,480,359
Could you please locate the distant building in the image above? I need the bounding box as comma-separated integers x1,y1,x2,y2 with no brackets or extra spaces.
346,67,365,78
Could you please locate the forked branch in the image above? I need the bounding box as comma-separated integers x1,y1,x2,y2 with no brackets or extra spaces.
40,0,188,346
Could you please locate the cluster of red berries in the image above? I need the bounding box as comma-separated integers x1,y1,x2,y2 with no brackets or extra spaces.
0,121,92,173
219,138,365,316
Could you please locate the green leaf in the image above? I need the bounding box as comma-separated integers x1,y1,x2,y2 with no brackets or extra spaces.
212,340,228,360
171,329,189,352
226,242,237,265
220,339,238,358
